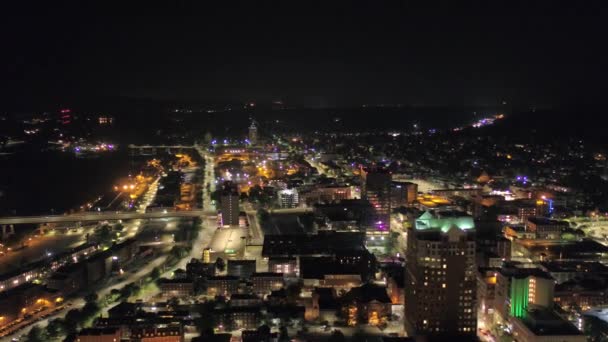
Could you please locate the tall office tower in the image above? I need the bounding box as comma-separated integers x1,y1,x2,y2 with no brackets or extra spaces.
248,120,258,146
391,181,418,207
405,210,477,340
362,168,392,230
220,182,240,226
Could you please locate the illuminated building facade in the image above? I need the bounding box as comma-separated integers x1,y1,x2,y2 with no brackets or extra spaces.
202,248,211,263
77,327,122,342
249,120,258,145
517,206,537,223
268,257,298,277
391,181,418,207
277,188,299,208
301,186,352,205
362,168,391,230
525,217,568,240
220,182,240,226
405,211,477,338
510,277,529,318
493,265,555,322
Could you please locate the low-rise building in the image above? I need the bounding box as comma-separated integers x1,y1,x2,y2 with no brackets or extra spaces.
540,261,608,284
268,257,298,277
159,279,194,299
47,262,86,295
76,327,122,342
525,217,568,240
227,260,256,279
340,283,392,326
554,278,608,311
250,272,284,296
229,294,263,307
509,308,585,342
130,326,184,342
216,307,260,331
206,276,239,297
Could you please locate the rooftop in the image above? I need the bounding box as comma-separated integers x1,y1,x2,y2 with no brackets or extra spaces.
518,308,582,336
527,217,568,225
415,210,475,232
78,327,120,336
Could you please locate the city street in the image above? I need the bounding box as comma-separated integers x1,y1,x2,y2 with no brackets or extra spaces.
0,226,94,274
1,150,214,339
208,227,248,260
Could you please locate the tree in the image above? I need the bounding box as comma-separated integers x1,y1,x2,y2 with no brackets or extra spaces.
27,325,48,342
195,301,218,335
256,324,271,341
328,329,346,342
120,283,140,299
257,208,270,223
170,245,186,259
64,309,81,328
81,301,101,323
210,190,222,203
286,281,303,302
150,267,161,279
168,297,180,308
96,225,113,245
84,292,98,304
215,257,226,272
46,318,66,338
204,132,213,144
352,329,368,342
279,325,290,342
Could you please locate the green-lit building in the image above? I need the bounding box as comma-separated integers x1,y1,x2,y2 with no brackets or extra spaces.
405,210,477,339
494,264,555,322
415,210,475,232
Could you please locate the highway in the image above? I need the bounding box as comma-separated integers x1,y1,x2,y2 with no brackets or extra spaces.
1,146,216,339
0,210,215,225
0,208,310,226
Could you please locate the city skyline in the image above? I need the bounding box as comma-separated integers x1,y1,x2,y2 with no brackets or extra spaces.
1,3,608,342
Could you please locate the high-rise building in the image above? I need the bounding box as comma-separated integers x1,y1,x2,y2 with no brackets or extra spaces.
248,120,258,146
362,168,392,230
405,210,477,339
391,181,418,207
220,182,240,226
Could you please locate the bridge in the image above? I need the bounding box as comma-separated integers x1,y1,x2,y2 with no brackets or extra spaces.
128,144,196,149
0,210,215,225
0,207,312,226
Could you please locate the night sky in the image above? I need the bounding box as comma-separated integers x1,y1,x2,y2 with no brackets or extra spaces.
1,2,606,108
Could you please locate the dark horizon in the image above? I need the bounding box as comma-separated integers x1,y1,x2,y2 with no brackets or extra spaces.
2,2,606,110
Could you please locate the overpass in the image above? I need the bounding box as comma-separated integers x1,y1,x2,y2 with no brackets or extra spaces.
128,144,196,149
0,210,216,225
0,207,312,226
